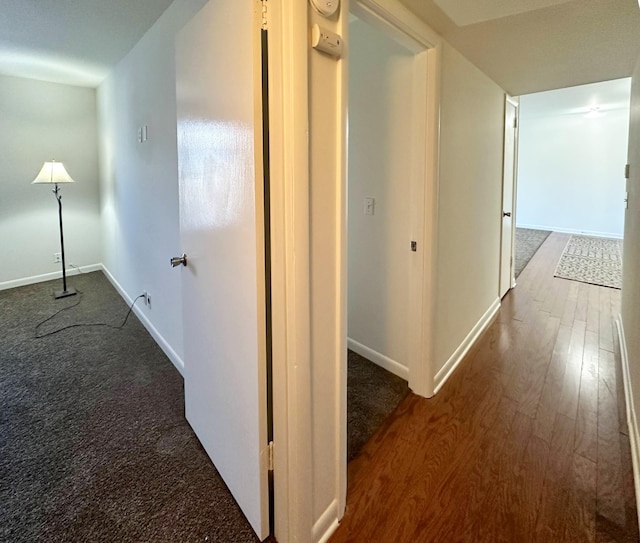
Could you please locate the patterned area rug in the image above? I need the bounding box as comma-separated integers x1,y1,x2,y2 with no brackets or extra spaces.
515,228,552,277
554,235,623,289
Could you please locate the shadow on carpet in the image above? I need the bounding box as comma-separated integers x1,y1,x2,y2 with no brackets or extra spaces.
0,272,261,543
348,350,409,462
515,228,552,278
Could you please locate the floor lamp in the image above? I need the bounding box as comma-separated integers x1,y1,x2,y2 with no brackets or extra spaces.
32,161,77,299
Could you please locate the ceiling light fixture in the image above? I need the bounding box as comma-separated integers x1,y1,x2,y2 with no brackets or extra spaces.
584,106,604,118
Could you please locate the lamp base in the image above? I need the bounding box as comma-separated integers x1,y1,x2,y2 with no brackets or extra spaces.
55,287,77,299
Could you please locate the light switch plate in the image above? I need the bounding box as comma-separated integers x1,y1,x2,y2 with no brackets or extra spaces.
364,197,375,216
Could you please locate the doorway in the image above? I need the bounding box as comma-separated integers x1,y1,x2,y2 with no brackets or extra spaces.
513,79,630,281
346,6,428,461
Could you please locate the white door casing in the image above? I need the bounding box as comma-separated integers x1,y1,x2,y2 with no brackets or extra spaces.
500,97,518,298
175,0,269,539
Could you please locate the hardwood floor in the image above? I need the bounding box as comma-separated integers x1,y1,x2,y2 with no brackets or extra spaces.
329,233,638,543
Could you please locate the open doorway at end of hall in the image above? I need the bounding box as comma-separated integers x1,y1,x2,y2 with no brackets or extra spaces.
510,79,631,285
346,12,418,462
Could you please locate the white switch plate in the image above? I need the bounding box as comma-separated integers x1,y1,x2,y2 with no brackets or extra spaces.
364,197,375,215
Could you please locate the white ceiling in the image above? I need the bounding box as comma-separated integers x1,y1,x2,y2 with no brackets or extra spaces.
0,0,638,96
519,78,633,119
0,0,174,87
400,0,640,96
433,0,574,26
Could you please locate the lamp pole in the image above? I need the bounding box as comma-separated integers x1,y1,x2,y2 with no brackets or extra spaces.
53,183,74,297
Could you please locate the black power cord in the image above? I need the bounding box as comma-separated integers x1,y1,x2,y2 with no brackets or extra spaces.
35,293,145,339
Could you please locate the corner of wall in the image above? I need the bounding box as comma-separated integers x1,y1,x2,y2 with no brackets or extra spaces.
101,264,184,375
434,297,500,394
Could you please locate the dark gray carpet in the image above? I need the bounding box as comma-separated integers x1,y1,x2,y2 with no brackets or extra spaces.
347,350,409,462
515,227,552,277
0,271,261,543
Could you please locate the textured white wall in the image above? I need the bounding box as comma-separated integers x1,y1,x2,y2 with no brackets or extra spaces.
0,74,101,288
434,43,505,374
517,83,630,238
347,19,413,372
97,0,207,364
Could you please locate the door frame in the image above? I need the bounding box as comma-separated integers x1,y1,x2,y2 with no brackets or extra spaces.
350,0,441,399
266,2,314,541
267,1,442,541
500,95,519,296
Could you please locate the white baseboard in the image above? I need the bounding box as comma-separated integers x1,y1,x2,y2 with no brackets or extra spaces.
434,298,500,395
347,338,409,381
313,499,339,543
517,223,623,240
0,264,103,291
615,316,640,531
101,265,185,376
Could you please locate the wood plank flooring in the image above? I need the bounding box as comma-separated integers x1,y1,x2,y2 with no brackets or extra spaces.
330,233,638,543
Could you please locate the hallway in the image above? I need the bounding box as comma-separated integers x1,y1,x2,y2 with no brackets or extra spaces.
330,232,638,542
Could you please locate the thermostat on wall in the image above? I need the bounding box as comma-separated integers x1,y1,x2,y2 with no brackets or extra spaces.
311,24,343,59
310,0,339,17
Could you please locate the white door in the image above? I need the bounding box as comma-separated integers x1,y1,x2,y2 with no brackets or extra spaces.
175,0,269,539
500,98,518,298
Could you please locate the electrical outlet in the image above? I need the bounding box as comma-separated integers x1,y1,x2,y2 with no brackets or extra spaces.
143,290,151,308
54,252,61,263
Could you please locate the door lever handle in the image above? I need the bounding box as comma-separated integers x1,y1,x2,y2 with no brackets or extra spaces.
503,211,512,218
171,254,188,267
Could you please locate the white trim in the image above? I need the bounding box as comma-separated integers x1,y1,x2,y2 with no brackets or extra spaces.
101,265,184,376
517,223,624,240
0,264,102,291
269,1,314,541
312,499,340,543
348,337,409,380
337,5,349,522
434,298,500,394
352,0,441,49
499,95,518,299
615,316,640,530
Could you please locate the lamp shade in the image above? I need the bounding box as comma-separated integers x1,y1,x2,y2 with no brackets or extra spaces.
32,161,75,184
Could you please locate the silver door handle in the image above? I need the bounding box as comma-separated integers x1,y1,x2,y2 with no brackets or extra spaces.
503,211,512,217
171,254,188,267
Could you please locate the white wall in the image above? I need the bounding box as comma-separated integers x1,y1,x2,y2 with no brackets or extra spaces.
434,43,505,376
517,80,631,238
0,74,101,288
347,18,414,376
621,53,640,520
97,0,207,368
